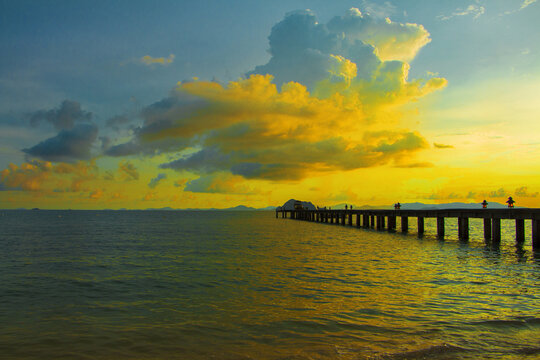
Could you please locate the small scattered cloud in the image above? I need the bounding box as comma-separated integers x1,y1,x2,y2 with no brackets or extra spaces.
438,4,485,21
103,170,115,180
118,161,139,181
433,142,454,149
29,100,92,131
89,189,104,199
502,0,537,15
515,186,538,198
140,54,175,66
520,0,538,10
488,188,506,198
174,178,188,188
148,173,167,188
0,160,97,193
142,191,157,201
22,123,98,162
466,191,476,199
425,192,462,200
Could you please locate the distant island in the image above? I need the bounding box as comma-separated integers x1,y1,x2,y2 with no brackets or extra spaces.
4,200,521,211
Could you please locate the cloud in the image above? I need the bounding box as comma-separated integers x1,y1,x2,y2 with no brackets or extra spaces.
148,173,167,188
0,160,97,192
118,161,139,181
103,170,115,180
426,192,462,200
160,147,231,173
0,161,51,191
327,8,431,62
438,4,485,21
104,9,445,182
140,54,175,66
174,178,188,188
502,0,538,15
433,142,454,149
360,0,397,19
23,123,98,162
142,191,157,201
248,8,430,90
89,189,104,199
29,100,92,130
488,188,506,198
105,115,131,130
515,186,538,198
184,173,253,194
521,0,538,10
394,162,434,168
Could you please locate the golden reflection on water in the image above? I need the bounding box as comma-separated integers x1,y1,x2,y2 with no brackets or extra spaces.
0,210,539,359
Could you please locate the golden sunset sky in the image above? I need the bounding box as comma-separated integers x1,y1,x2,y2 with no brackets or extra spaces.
1,0,539,209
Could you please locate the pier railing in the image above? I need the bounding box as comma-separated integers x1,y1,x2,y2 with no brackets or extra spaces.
277,208,540,249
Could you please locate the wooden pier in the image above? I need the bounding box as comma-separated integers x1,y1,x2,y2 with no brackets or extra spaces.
276,208,540,249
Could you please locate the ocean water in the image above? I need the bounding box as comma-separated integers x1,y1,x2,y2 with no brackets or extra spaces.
0,210,539,359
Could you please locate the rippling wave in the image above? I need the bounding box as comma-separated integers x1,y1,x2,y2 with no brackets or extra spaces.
0,210,539,359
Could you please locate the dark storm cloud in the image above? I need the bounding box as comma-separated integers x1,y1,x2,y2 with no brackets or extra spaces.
159,147,231,173
148,173,167,188
22,123,98,162
29,100,92,130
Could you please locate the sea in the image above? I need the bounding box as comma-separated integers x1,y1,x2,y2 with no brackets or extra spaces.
1,210,539,359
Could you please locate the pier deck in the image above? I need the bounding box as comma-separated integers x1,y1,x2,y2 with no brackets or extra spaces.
277,208,540,249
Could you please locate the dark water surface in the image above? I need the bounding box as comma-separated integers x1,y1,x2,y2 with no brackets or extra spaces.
1,210,539,359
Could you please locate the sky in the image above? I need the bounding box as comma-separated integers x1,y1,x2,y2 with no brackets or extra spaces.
1,0,539,209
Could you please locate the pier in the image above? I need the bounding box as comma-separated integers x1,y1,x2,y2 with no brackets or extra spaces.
277,208,540,249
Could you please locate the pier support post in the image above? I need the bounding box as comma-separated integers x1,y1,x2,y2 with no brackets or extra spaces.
401,216,409,233
363,214,369,228
458,217,469,240
532,219,540,249
484,218,491,240
348,212,353,226
437,217,445,239
356,213,361,227
417,217,424,236
370,215,375,228
376,216,383,230
388,216,396,231
515,219,525,243
492,218,501,243
341,212,346,225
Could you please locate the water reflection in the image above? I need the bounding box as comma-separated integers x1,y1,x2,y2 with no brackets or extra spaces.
0,211,539,360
